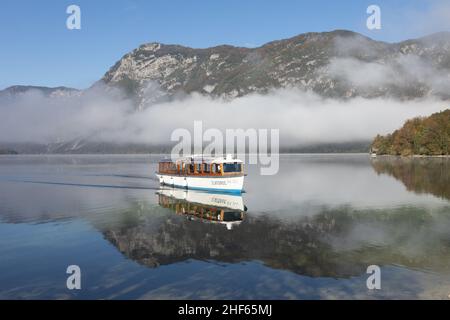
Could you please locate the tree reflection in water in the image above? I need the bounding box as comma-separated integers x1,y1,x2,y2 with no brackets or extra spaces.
371,157,450,200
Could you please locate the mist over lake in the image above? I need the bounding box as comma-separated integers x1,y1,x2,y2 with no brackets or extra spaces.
0,154,449,299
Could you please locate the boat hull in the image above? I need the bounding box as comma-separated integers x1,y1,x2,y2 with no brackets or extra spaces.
156,173,244,193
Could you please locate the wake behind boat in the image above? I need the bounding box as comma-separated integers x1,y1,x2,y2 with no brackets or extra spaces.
156,155,245,193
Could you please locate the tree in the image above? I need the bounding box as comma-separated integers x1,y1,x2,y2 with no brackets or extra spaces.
371,109,450,156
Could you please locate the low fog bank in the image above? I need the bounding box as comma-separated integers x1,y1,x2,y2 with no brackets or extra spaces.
0,87,447,150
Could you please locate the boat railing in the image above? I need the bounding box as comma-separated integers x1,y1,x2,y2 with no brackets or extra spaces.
158,160,244,176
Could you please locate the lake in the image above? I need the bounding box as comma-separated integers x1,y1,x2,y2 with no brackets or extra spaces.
0,154,449,299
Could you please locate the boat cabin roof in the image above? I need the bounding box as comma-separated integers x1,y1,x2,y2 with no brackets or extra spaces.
160,155,243,164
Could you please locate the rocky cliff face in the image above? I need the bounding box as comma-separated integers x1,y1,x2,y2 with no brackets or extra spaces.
3,30,450,108
100,30,450,109
2,30,450,153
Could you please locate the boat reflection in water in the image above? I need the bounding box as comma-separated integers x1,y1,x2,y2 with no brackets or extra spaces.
157,187,247,230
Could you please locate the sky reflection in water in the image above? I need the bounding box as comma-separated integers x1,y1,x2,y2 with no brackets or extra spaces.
0,154,449,299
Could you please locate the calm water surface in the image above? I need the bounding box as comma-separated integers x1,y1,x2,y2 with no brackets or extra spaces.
0,154,449,299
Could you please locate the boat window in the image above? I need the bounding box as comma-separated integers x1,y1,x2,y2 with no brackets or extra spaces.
223,163,242,173
159,161,179,174
222,211,243,221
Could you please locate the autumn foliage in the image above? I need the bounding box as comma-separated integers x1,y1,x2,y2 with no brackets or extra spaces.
371,109,450,156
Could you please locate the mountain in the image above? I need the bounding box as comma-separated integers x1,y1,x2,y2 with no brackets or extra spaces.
99,30,450,108
371,109,450,156
3,30,450,108
2,30,450,154
0,85,80,100
0,85,81,110
0,149,18,155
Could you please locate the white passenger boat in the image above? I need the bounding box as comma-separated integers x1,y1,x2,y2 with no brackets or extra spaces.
156,155,245,193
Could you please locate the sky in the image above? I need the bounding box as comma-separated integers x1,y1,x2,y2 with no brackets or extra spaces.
0,0,449,90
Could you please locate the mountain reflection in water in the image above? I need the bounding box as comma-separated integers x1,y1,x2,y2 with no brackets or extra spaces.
1,154,450,299
101,190,450,278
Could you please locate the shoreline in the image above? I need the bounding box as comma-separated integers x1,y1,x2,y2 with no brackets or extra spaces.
372,154,450,158
0,152,448,158
0,152,370,156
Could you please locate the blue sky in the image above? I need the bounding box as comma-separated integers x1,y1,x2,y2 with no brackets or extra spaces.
0,0,449,90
